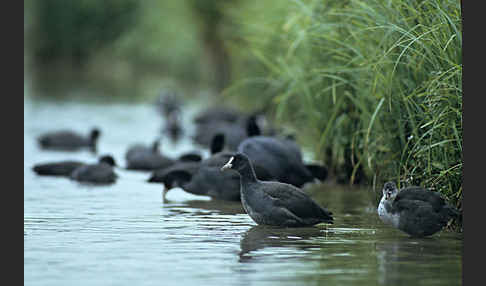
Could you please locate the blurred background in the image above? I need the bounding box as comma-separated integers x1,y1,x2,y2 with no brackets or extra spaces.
24,0,462,211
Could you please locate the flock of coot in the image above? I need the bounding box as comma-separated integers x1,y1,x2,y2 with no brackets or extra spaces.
31,92,460,237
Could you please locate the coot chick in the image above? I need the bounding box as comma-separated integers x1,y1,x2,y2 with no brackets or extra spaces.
125,139,174,171
221,153,334,227
38,128,100,152
237,136,315,187
377,181,460,237
70,155,117,184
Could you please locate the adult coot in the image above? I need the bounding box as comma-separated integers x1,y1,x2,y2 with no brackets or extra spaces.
147,133,223,184
150,134,240,200
160,152,241,201
377,181,460,237
125,139,174,171
38,128,100,152
221,153,334,227
150,134,273,201
193,114,261,151
237,136,318,187
33,161,84,177
70,155,118,184
193,106,245,125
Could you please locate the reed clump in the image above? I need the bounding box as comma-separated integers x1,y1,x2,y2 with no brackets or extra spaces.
224,0,462,215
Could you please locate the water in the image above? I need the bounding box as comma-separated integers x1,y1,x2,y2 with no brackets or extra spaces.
24,94,462,286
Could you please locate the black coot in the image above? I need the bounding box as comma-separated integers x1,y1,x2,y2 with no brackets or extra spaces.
221,153,334,227
237,136,317,187
193,113,261,151
150,134,272,201
70,155,117,184
125,139,174,171
38,128,100,152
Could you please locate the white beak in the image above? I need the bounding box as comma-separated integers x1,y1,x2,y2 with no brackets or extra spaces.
221,156,234,171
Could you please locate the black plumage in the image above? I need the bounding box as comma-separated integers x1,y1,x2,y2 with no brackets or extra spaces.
237,136,316,187
378,181,460,237
221,153,333,227
125,140,174,171
37,128,100,152
70,155,117,184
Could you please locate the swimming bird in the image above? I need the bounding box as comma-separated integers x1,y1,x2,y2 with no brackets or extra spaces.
70,155,118,184
125,139,174,171
221,153,334,227
32,156,113,177
37,127,100,152
377,181,460,237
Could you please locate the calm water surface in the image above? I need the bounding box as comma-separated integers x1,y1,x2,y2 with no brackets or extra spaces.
24,94,462,286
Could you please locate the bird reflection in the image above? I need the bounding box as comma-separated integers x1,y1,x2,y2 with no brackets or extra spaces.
162,196,245,216
239,225,328,262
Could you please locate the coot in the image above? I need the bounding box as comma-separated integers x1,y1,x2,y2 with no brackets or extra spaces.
152,134,272,201
221,153,334,227
193,114,261,151
377,181,460,237
38,128,100,152
237,136,315,187
70,155,118,184
125,139,174,171
33,156,116,178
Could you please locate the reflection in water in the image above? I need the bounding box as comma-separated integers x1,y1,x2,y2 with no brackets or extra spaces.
239,225,327,262
376,237,462,286
163,197,246,216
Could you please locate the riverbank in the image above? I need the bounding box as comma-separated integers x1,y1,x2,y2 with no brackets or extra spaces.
222,0,462,230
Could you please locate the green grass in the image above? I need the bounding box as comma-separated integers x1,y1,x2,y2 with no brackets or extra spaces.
224,0,462,216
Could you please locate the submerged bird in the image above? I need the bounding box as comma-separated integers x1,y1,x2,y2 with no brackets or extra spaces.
221,153,333,227
37,127,100,152
377,181,460,237
70,155,118,184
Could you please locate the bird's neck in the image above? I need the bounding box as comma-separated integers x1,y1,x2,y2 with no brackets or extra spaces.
238,164,258,184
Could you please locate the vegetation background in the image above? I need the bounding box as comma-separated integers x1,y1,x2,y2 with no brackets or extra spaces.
24,0,462,228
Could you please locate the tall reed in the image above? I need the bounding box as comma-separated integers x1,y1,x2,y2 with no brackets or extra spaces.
224,0,462,210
